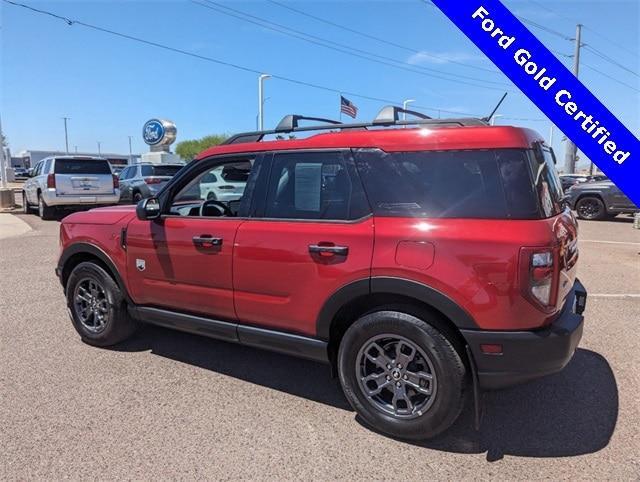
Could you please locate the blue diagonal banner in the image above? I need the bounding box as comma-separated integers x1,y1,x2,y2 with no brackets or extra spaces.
430,0,639,206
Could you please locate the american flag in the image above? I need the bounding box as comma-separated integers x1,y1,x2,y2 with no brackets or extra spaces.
340,95,358,119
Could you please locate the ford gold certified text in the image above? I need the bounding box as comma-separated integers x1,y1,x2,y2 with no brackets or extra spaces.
472,5,631,165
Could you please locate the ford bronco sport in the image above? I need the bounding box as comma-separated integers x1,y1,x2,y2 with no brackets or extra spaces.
56,107,587,440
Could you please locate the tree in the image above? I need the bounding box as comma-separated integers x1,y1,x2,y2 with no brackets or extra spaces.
175,134,227,161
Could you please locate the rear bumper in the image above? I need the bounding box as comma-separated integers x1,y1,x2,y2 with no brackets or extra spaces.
461,279,587,390
42,188,120,206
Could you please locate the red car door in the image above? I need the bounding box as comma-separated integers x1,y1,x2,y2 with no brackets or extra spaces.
126,216,243,320
125,157,256,320
233,150,374,337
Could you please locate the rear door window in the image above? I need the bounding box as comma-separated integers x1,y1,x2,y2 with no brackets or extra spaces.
354,149,506,218
263,151,370,221
141,165,183,177
55,159,112,175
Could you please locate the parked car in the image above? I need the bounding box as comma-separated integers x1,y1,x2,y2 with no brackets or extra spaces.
559,174,588,192
56,108,587,440
199,165,249,202
23,156,119,219
14,167,29,179
118,163,184,204
566,180,637,220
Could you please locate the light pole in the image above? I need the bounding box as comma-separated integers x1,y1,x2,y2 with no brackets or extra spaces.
127,136,133,165
97,141,101,155
402,99,415,127
62,117,70,154
258,74,271,131
490,114,504,126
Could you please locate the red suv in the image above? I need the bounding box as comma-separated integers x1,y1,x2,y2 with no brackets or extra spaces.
56,108,587,440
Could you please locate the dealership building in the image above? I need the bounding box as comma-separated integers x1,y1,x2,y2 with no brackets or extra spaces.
11,149,141,170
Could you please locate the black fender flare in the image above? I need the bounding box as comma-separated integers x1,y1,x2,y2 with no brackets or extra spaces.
315,276,478,340
57,242,131,303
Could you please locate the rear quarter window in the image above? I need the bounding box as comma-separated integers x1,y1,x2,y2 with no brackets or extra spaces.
55,159,112,175
354,149,507,218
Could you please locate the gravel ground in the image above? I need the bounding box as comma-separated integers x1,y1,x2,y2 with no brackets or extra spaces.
1,212,639,479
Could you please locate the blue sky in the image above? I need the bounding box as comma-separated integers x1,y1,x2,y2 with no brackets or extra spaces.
1,0,638,168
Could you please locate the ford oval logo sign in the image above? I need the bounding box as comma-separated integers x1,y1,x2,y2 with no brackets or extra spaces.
143,119,165,146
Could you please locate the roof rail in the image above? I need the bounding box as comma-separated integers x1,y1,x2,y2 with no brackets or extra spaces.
275,114,341,132
373,105,432,124
221,106,488,145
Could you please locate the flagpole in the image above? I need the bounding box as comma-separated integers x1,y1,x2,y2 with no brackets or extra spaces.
339,93,342,122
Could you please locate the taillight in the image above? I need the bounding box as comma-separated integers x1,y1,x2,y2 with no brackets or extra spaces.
47,173,56,189
519,247,558,312
144,177,164,185
113,174,119,189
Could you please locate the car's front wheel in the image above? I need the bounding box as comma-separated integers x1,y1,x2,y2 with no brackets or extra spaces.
66,262,138,346
576,196,606,220
338,310,466,440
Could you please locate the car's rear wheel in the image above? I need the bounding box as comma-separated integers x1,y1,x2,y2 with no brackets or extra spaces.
576,196,606,220
37,194,56,220
66,262,138,346
338,310,466,440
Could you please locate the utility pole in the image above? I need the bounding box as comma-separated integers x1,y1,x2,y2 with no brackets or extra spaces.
402,99,415,127
549,124,554,145
564,24,582,174
127,136,133,165
258,74,271,131
97,141,101,155
62,117,70,154
490,114,503,126
0,115,7,189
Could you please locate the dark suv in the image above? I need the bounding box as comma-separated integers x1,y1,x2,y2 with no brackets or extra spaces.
56,108,587,439
118,163,184,204
566,179,637,220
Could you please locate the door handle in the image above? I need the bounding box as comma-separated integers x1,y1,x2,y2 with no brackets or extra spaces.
308,244,349,256
193,235,223,248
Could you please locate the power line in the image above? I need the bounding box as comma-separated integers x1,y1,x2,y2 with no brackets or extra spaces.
582,63,640,93
3,0,543,122
266,0,499,75
192,0,514,91
527,0,638,57
583,44,639,78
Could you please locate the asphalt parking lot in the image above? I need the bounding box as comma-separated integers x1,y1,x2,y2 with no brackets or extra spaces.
1,209,639,479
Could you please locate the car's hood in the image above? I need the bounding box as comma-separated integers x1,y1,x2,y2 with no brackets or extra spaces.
62,205,137,225
570,181,613,192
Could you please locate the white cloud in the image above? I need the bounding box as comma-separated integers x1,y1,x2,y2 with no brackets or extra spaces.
407,50,488,66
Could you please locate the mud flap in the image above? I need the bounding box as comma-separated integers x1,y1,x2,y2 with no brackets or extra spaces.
466,344,483,430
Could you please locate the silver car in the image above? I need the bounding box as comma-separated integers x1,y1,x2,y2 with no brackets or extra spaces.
22,156,120,219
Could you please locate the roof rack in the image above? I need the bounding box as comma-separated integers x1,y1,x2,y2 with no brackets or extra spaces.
222,105,488,145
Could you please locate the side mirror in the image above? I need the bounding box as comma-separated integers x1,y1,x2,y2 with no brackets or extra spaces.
136,197,161,220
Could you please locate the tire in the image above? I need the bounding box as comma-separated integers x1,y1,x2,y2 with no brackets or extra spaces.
66,262,138,346
37,193,56,220
206,191,217,201
22,191,34,214
133,191,143,203
338,311,466,440
576,196,606,220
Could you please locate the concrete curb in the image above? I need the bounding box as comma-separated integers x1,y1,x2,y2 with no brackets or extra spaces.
0,213,32,240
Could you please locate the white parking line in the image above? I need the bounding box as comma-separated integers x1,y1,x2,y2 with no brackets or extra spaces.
589,294,640,298
579,239,640,246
